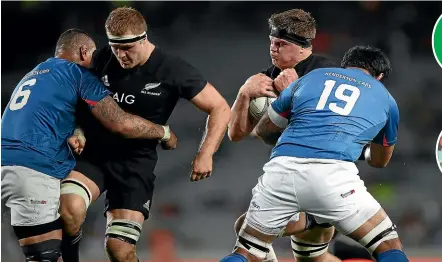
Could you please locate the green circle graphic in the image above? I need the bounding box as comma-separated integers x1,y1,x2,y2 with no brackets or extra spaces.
432,15,442,68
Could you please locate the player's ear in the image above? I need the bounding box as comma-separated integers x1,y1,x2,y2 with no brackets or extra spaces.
79,45,88,61
376,73,384,81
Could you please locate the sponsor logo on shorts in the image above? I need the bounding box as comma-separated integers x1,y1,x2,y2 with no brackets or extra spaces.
28,197,47,205
340,189,355,198
251,201,260,210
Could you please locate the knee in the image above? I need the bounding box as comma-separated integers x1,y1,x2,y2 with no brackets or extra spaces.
59,195,86,235
105,237,137,262
104,219,142,262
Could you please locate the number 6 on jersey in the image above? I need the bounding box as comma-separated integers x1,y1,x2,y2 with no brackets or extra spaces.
9,79,36,111
316,80,361,116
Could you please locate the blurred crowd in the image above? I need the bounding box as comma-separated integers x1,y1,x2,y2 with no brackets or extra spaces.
2,1,442,260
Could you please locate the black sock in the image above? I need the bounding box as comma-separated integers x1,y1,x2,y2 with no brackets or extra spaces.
61,229,82,262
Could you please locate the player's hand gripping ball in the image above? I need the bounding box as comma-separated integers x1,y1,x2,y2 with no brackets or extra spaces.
68,127,86,155
273,68,299,93
241,73,277,99
243,73,278,120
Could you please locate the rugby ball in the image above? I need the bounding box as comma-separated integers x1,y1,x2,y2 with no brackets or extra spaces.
249,96,276,119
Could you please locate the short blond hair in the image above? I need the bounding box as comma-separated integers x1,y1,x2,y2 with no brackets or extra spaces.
268,9,316,39
105,7,147,36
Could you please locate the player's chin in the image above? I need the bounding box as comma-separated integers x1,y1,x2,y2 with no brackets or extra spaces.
120,62,134,69
272,59,284,68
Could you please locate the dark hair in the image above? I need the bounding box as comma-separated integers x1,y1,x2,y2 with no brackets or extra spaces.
55,28,94,56
268,9,316,39
341,45,392,79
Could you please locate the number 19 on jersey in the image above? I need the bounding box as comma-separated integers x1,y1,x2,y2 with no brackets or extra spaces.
316,80,361,116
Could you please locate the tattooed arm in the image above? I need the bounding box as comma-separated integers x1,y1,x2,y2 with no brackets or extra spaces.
91,96,165,139
255,110,284,146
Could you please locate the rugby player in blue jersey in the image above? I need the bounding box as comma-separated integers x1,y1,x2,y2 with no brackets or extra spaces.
1,29,177,262
221,46,407,262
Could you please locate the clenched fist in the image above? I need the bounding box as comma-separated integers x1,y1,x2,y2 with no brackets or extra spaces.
68,127,86,155
273,68,299,93
190,152,213,182
240,73,277,98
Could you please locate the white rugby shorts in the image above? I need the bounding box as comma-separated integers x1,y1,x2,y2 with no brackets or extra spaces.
1,166,61,226
245,156,381,236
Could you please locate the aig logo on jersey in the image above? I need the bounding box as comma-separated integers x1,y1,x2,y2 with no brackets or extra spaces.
113,92,135,104
141,83,161,96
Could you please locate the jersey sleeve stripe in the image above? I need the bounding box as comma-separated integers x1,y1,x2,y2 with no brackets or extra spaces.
268,105,288,129
383,135,389,147
280,110,291,118
83,99,98,107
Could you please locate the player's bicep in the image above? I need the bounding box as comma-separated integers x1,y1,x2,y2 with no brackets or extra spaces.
372,99,399,147
255,110,284,145
368,143,395,168
369,98,399,168
190,82,228,114
90,96,125,132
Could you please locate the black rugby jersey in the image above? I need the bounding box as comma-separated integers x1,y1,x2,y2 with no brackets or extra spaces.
263,54,338,80
77,46,207,159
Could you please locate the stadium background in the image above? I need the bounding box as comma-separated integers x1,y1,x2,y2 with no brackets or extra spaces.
1,1,442,261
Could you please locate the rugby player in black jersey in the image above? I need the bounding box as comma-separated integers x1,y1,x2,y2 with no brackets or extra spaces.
228,9,343,262
59,7,230,262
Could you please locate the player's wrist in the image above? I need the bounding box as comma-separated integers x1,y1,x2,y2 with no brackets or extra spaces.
238,86,251,99
159,125,171,142
197,150,215,159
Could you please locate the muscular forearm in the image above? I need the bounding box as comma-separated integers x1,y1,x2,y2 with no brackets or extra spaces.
198,105,230,156
255,114,281,146
92,96,165,140
228,90,256,141
257,132,280,146
120,113,165,139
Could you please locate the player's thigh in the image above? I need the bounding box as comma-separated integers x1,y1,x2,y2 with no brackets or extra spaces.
61,168,102,207
297,162,401,256
70,155,106,198
104,157,157,221
2,165,61,227
102,157,157,250
293,224,335,243
290,159,377,232
59,158,104,222
245,157,303,236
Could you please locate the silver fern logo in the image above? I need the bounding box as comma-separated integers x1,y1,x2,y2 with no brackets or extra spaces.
141,83,162,96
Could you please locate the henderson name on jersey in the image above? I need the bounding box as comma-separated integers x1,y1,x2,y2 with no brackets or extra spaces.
269,67,399,162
